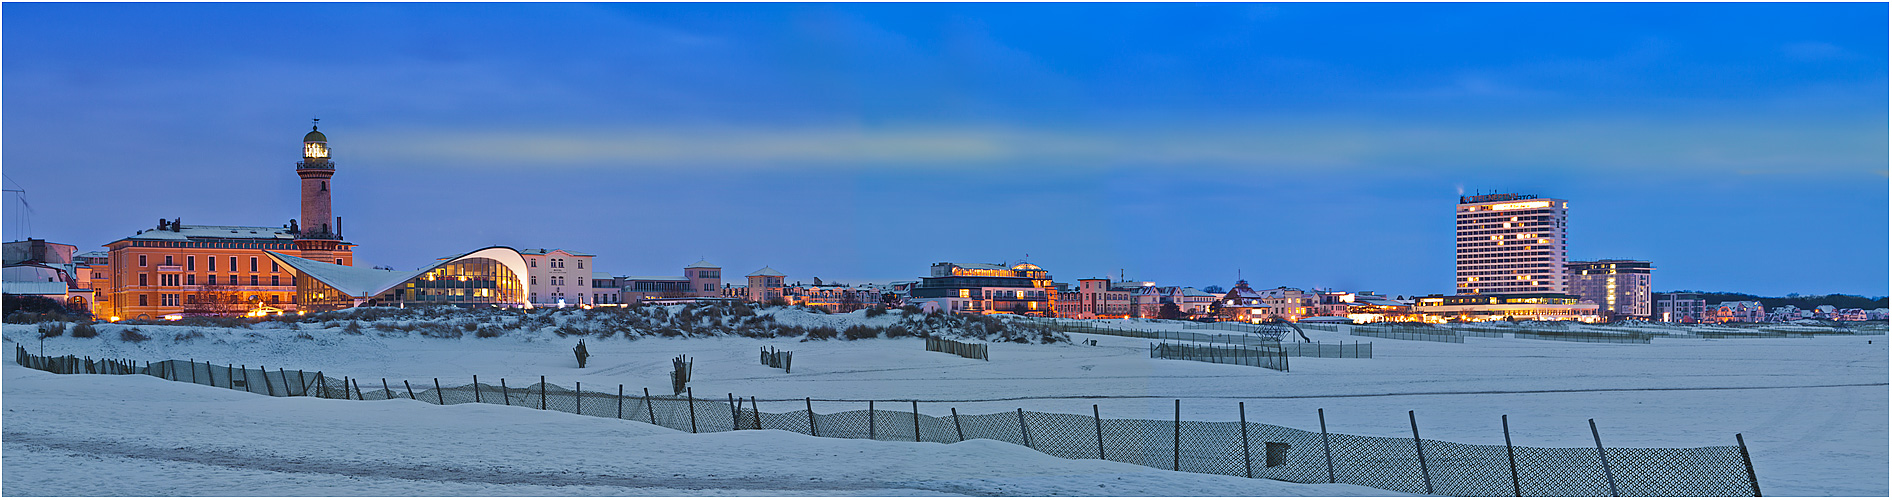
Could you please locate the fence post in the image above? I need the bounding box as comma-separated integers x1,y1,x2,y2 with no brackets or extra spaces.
1736,433,1761,497
501,379,511,405
1094,404,1106,460
384,378,391,399
540,376,547,410
434,378,444,405
728,393,739,430
952,407,964,442
1411,410,1433,495
912,401,921,442
646,388,657,425
869,401,877,440
1240,402,1252,478
1590,419,1619,497
1017,408,1031,448
318,372,329,399
297,370,307,396
404,380,416,400
1503,415,1521,497
353,378,363,400
473,375,482,403
208,363,217,388
753,396,762,430
617,385,624,419
241,365,250,392
189,359,196,384
806,397,819,436
686,387,698,433
575,382,583,415
1173,399,1181,471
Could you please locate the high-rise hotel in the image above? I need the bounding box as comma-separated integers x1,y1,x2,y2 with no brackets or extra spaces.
1414,192,1597,322
1454,193,1568,295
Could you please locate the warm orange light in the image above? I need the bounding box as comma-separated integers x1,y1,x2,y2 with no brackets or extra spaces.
1489,201,1553,210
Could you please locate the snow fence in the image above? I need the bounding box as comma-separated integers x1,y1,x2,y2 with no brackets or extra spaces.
16,346,1762,497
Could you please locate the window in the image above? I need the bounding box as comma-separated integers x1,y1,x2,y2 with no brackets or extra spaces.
251,276,259,286
531,277,537,285
186,295,196,304
229,257,238,272
208,275,217,285
187,256,196,271
531,259,537,268
139,274,148,286
186,275,197,286
165,255,174,266
336,259,342,265
271,276,280,286
577,261,584,269
207,257,216,271
250,257,258,272
229,274,237,284
577,277,585,286
138,295,148,306
139,255,148,267
704,283,714,292
272,262,280,272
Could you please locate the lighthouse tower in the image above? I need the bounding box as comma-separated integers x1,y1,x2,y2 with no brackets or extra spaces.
293,120,344,263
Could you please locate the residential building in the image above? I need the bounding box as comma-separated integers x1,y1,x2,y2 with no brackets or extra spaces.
1711,301,1766,323
590,273,619,305
746,266,786,303
906,262,1054,315
1056,278,1133,318
1767,305,1805,322
1217,279,1275,323
786,280,882,313
1566,260,1654,321
519,248,594,307
1456,193,1569,295
2,239,95,314
1655,293,1709,323
1257,286,1317,321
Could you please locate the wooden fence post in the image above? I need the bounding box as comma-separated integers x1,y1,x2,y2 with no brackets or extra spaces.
189,359,196,384
539,376,547,410
647,388,658,425
434,378,445,405
500,379,511,405
753,396,762,430
1173,399,1181,471
869,401,876,440
806,397,819,436
575,382,582,415
1017,408,1031,448
952,407,964,442
686,387,698,433
1411,411,1433,495
1319,408,1335,483
728,393,739,430
1094,404,1106,460
1736,433,1762,497
473,375,482,403
404,380,416,400
383,378,391,399
1503,415,1521,496
1590,419,1619,497
1240,401,1253,478
353,378,363,400
912,401,921,442
617,385,624,419
317,372,328,399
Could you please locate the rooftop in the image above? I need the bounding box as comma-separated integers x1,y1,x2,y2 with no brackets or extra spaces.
118,224,298,242
748,266,785,277
685,259,718,269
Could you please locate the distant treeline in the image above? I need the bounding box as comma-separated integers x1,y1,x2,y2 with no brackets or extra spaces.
1661,291,1889,310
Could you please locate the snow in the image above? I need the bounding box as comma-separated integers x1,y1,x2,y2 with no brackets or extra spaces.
1,361,1389,496
4,315,1885,496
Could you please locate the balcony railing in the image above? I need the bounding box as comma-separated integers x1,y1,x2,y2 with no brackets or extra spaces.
295,161,335,170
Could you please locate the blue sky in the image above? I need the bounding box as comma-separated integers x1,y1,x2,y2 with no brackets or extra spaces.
5,3,1886,297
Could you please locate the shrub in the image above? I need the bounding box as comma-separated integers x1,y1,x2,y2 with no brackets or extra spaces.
901,305,921,315
864,307,887,318
806,326,838,340
69,322,99,338
37,321,66,338
886,324,913,338
342,320,363,335
766,298,789,307
296,333,315,340
119,328,150,342
555,324,587,337
842,325,880,340
170,329,204,342
475,324,504,338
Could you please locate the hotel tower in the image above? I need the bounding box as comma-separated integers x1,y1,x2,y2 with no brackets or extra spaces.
1455,193,1569,295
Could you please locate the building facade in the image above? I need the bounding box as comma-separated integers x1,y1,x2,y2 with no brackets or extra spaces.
906,262,1054,315
1655,292,1709,323
1712,301,1766,323
1412,293,1600,322
93,124,356,320
745,266,786,303
1566,260,1654,321
1456,193,1569,296
519,248,594,307
268,246,529,312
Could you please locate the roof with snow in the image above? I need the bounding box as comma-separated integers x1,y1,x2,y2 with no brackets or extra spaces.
748,266,785,277
115,224,300,242
685,260,717,269
1180,287,1216,297
516,248,595,257
3,281,68,295
949,263,1008,270
591,271,616,281
266,251,422,297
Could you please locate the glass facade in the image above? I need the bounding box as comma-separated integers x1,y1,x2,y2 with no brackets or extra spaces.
296,274,356,312
376,257,524,307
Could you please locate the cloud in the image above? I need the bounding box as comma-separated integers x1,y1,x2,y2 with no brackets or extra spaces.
350,117,1888,174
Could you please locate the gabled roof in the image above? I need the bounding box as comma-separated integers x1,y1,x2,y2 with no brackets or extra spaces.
1180,287,1217,297
685,259,717,269
591,271,617,281
748,266,785,277
267,251,423,298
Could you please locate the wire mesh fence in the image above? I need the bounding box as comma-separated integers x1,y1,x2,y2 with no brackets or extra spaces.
1151,341,1290,372
16,345,1763,497
1281,341,1372,359
1350,324,1467,343
1035,318,1289,342
925,337,989,360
